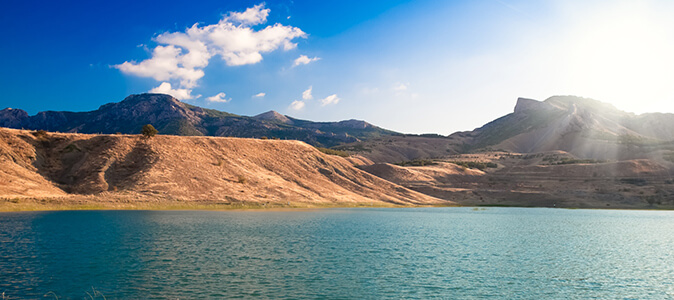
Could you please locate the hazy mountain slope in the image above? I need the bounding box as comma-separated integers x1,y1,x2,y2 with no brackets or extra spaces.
469,96,674,159
337,96,674,163
0,128,444,207
0,94,397,147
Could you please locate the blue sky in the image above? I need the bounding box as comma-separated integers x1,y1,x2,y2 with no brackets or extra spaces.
2,0,674,134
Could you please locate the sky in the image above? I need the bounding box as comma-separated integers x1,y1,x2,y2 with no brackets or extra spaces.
2,0,674,135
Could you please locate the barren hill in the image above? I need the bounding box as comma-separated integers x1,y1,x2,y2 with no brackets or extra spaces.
0,128,444,209
358,151,674,209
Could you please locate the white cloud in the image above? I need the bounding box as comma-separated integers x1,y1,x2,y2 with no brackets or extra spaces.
115,4,306,93
320,94,340,106
302,86,313,100
393,82,408,91
293,55,320,67
224,3,269,26
290,100,305,110
149,82,199,100
206,92,231,103
252,92,266,98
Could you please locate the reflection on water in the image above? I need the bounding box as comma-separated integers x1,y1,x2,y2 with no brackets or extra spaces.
1,208,674,299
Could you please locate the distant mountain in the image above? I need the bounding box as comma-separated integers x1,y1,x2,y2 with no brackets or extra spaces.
458,96,674,159
0,93,397,147
336,96,674,162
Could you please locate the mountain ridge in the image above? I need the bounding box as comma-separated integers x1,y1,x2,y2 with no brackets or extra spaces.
0,93,396,147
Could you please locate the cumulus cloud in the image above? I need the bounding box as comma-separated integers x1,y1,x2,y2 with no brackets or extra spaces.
224,3,269,26
293,55,320,67
252,92,266,98
206,92,231,103
290,100,305,110
320,94,340,106
302,86,313,100
115,4,306,98
149,82,199,100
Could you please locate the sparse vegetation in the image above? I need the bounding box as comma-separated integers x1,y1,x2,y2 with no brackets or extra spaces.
141,124,158,138
395,159,438,167
333,144,372,152
448,161,498,170
316,147,349,157
237,175,247,184
552,158,605,165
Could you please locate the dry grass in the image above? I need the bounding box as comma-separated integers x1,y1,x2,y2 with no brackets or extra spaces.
0,128,445,211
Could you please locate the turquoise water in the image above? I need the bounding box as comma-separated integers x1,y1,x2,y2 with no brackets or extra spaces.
1,207,674,299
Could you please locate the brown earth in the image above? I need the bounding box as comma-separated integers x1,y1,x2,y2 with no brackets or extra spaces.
361,151,674,209
0,128,447,210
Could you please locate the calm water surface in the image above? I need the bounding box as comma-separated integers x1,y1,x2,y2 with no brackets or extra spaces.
1,207,674,299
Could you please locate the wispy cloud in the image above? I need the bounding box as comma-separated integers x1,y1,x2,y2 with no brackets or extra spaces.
290,100,305,110
393,82,408,91
115,4,306,99
206,92,231,103
293,55,320,67
302,86,313,100
149,82,199,100
252,92,266,98
320,94,340,106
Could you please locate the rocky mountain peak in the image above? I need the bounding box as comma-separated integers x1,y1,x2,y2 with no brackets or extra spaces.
336,119,372,129
0,108,30,128
253,110,293,124
514,98,559,114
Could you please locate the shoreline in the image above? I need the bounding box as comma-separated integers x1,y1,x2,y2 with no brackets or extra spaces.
0,198,451,212
1,197,671,212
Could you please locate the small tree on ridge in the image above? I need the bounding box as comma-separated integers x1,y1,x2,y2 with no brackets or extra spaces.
141,124,158,138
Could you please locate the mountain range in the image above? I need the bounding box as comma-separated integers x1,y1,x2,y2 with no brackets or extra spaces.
2,93,674,209
336,96,674,162
0,94,395,148
2,94,674,162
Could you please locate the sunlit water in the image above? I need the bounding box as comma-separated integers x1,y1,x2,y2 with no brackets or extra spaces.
1,207,674,299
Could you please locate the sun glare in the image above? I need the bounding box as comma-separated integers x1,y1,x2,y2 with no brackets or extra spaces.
562,2,674,114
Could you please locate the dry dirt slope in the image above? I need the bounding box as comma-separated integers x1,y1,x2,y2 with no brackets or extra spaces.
0,128,445,206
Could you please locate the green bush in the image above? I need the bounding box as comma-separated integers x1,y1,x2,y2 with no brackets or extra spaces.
316,147,349,157
448,161,498,170
141,124,158,138
395,159,438,167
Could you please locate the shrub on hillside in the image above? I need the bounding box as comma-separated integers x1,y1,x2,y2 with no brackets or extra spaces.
316,147,349,157
395,159,438,167
449,161,498,170
141,124,158,138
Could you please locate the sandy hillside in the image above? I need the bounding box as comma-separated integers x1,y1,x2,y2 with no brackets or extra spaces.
0,128,447,207
359,151,674,209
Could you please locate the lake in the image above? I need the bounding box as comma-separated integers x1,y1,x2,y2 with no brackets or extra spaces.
1,207,674,299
